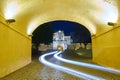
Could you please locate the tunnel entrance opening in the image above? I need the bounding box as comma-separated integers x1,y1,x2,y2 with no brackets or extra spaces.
32,23,53,60
32,20,92,60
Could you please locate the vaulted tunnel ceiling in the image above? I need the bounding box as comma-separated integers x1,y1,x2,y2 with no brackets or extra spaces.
0,0,120,36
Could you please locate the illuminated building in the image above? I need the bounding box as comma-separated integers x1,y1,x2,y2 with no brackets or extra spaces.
53,30,71,51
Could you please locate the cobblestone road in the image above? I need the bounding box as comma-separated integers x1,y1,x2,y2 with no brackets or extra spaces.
1,49,120,80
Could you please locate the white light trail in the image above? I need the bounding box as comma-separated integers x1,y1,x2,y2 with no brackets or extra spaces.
54,51,120,74
39,51,105,80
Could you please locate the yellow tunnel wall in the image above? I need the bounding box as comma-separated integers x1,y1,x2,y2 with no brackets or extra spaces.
0,19,31,78
92,26,120,70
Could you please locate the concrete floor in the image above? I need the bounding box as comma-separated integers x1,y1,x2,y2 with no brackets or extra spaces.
1,49,120,80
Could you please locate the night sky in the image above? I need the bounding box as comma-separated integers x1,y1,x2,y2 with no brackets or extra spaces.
50,21,76,36
32,20,91,44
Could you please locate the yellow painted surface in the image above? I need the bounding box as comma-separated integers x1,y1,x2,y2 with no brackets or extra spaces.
1,0,119,36
92,26,120,70
0,20,31,78
0,0,120,77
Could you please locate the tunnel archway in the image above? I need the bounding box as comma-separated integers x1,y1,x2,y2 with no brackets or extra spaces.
32,20,92,59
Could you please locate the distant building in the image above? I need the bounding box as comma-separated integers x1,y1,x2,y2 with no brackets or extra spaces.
38,43,53,52
64,36,71,45
38,43,47,52
53,30,71,51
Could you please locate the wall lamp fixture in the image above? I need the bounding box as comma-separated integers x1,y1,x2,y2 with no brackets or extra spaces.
6,19,16,24
28,34,33,37
108,22,117,26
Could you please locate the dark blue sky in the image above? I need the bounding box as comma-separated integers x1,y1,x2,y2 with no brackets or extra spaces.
50,20,91,43
51,21,78,36
32,20,91,44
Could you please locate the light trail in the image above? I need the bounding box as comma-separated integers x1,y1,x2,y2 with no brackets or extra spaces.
54,51,120,74
39,51,105,80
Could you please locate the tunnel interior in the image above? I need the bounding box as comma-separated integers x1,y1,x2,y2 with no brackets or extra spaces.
32,20,92,59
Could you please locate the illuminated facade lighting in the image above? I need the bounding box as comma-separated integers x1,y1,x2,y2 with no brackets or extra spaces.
53,30,71,51
4,2,18,19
